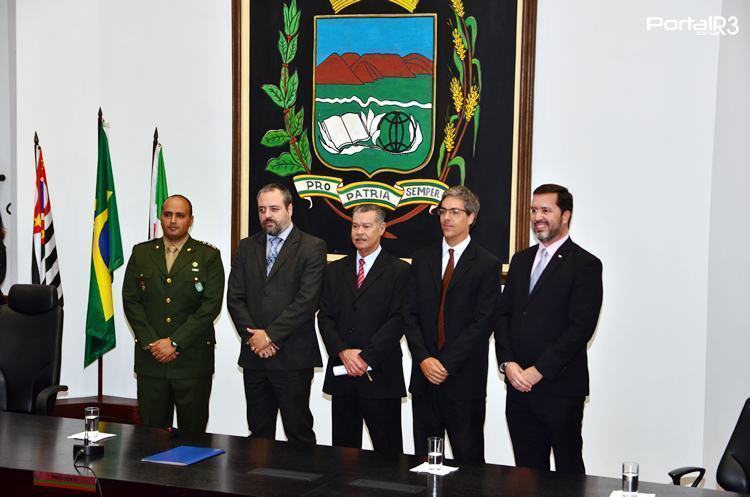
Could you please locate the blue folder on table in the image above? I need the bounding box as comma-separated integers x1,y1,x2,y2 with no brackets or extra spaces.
141,446,225,466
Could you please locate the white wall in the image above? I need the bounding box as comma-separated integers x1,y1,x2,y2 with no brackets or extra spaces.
14,0,104,397
532,0,722,484
4,0,748,488
703,0,750,489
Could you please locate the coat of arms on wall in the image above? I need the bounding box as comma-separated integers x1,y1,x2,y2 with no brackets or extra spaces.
237,0,535,262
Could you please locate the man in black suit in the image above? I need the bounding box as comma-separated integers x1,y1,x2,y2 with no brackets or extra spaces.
404,186,501,464
318,204,409,455
496,183,603,474
227,183,327,443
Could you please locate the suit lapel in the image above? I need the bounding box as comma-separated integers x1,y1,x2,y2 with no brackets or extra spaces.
343,254,358,296
447,241,476,292
267,226,300,281
254,234,267,277
354,250,388,301
149,239,168,275
518,245,537,296
528,238,574,301
427,244,443,294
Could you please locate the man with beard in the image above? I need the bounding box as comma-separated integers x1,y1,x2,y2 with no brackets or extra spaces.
123,195,224,433
318,204,409,454
496,183,603,474
404,186,500,464
227,183,326,443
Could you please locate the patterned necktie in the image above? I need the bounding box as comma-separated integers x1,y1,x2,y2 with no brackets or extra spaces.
529,247,548,294
166,245,179,273
357,258,366,288
437,248,454,350
266,236,281,276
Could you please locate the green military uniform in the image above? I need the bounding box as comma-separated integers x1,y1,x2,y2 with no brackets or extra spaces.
122,236,224,432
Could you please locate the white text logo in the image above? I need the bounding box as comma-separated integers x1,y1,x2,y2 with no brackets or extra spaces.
646,16,740,36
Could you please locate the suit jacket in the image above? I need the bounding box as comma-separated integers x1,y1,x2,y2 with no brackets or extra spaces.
404,239,501,400
318,250,408,399
227,226,326,370
495,237,603,397
122,237,225,379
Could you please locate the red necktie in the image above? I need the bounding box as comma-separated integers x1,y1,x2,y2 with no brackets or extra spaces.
357,258,366,288
437,249,454,350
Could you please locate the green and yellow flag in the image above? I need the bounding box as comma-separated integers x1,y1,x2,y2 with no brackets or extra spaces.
84,113,124,367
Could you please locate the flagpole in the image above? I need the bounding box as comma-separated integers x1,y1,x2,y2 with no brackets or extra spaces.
32,132,38,285
97,108,104,404
150,127,159,238
152,127,159,163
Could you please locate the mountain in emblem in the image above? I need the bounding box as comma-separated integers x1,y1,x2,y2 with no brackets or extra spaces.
351,61,382,83
355,54,415,78
402,53,432,75
316,52,433,85
341,52,361,66
316,53,362,85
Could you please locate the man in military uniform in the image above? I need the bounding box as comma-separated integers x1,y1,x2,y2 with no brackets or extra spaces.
123,194,224,433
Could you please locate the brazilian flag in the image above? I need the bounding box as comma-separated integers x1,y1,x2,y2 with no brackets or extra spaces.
84,115,124,367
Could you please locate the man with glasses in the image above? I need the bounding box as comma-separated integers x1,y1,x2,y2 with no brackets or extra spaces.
404,186,501,463
495,184,602,473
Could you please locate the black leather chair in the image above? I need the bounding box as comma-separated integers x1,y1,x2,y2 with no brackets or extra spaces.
0,284,67,415
670,398,750,492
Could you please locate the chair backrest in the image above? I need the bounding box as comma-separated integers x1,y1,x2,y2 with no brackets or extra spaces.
717,398,750,493
0,284,64,413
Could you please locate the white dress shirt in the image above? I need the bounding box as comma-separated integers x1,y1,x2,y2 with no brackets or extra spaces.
441,235,471,276
266,222,294,259
530,234,569,277
355,245,382,280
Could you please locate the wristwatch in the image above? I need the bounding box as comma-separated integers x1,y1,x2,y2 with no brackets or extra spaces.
170,339,181,353
499,362,508,374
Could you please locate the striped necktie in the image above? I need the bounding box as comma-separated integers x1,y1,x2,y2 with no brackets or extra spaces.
266,236,281,275
357,258,366,288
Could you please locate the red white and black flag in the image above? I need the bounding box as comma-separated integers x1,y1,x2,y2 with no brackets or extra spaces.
31,140,63,305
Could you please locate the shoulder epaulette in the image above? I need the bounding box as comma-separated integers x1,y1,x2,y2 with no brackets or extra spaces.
197,240,218,250
136,239,159,247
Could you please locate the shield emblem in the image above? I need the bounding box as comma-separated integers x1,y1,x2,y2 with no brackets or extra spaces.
313,14,436,178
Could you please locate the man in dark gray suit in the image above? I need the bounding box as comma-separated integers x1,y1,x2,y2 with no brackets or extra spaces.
227,183,327,443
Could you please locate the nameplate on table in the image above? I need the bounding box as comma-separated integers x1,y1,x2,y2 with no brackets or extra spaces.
33,471,96,493
349,478,424,494
249,467,324,482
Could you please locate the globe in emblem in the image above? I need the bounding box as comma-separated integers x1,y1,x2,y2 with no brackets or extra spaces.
378,111,415,153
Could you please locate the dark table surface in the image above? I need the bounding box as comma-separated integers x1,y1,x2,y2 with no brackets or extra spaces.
0,411,745,497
